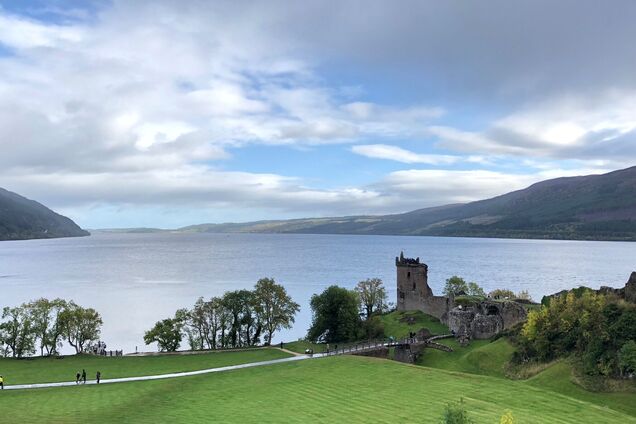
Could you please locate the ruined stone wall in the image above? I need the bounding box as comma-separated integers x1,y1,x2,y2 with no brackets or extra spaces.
446,301,527,340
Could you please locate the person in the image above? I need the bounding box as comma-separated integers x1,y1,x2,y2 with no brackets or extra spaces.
76,371,81,384
81,369,87,384
280,341,284,349
96,371,101,384
0,375,4,390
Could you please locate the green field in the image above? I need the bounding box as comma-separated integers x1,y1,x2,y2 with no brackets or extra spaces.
284,340,328,354
417,338,515,378
379,310,449,339
0,348,291,385
1,355,634,423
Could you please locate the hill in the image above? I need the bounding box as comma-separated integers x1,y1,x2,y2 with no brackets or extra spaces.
179,166,636,241
0,188,89,241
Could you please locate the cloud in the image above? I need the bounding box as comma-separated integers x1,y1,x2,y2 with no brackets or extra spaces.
0,1,633,227
351,144,459,165
429,92,636,164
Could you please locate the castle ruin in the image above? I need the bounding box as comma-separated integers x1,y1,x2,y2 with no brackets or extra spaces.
396,251,528,341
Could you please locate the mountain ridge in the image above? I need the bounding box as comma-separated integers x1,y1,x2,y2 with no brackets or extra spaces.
0,188,90,241
171,166,636,241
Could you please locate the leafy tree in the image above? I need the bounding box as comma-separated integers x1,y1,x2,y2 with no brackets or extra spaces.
466,282,486,297
0,305,36,358
443,276,468,296
26,298,67,356
619,340,636,375
356,278,388,319
307,285,361,343
144,317,183,352
254,278,300,345
174,308,202,351
489,289,516,300
440,398,473,424
516,290,533,302
58,303,103,354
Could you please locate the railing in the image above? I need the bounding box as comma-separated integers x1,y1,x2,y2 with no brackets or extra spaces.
321,334,455,356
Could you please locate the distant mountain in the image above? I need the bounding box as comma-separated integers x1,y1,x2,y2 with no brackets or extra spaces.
179,166,636,241
0,188,89,241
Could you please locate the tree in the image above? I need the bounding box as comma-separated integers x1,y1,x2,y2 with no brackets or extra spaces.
254,278,300,345
356,278,388,319
466,282,486,297
619,340,636,376
0,305,35,358
440,398,473,424
58,303,103,354
26,298,67,356
516,290,533,302
443,276,468,297
144,317,183,352
307,285,361,343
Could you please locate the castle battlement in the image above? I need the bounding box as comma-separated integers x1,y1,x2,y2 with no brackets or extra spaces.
395,251,427,268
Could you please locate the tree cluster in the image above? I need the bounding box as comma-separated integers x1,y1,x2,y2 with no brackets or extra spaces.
515,290,636,377
0,298,103,357
443,276,485,297
307,279,389,344
144,278,300,352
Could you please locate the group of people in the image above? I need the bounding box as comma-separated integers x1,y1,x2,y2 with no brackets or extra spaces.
75,369,101,384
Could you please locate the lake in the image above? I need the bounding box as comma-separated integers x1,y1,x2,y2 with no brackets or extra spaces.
1,232,634,353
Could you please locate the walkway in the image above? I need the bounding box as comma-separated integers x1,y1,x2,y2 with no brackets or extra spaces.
2,354,310,391
3,336,454,391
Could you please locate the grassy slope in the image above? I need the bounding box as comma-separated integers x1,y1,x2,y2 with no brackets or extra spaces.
527,361,636,417
284,340,328,354
0,356,633,423
416,337,636,417
0,348,290,385
417,338,515,378
379,310,449,339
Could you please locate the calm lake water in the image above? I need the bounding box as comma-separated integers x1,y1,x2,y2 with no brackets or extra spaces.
1,232,634,353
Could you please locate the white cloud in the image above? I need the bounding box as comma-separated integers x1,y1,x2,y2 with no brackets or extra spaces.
351,144,459,165
430,92,636,162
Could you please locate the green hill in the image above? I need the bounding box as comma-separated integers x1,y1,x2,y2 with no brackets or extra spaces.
1,355,633,423
177,166,636,241
0,187,89,241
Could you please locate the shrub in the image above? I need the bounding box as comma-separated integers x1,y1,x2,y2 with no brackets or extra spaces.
440,398,473,424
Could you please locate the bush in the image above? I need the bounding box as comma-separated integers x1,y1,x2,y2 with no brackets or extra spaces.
440,398,473,424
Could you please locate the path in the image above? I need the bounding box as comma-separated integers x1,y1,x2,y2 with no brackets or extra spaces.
2,354,310,391
2,336,454,391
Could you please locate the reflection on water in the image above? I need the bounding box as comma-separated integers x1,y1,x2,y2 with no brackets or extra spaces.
0,232,634,353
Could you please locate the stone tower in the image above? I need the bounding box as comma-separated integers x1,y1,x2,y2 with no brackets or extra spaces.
396,251,432,311
396,251,452,319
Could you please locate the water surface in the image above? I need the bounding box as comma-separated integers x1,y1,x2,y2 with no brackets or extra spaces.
1,232,634,353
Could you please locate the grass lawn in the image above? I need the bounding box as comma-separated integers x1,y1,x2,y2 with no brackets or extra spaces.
284,340,327,354
416,338,515,378
379,310,448,339
526,360,636,417
0,355,633,423
0,348,291,385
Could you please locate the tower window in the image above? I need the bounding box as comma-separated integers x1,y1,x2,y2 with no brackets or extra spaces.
407,272,411,279
413,280,416,291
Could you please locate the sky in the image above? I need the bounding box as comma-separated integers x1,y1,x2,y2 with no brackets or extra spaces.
1,0,635,229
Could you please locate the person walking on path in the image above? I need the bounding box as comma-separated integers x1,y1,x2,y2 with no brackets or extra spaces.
0,375,4,389
96,371,101,384
81,369,87,384
75,372,80,384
